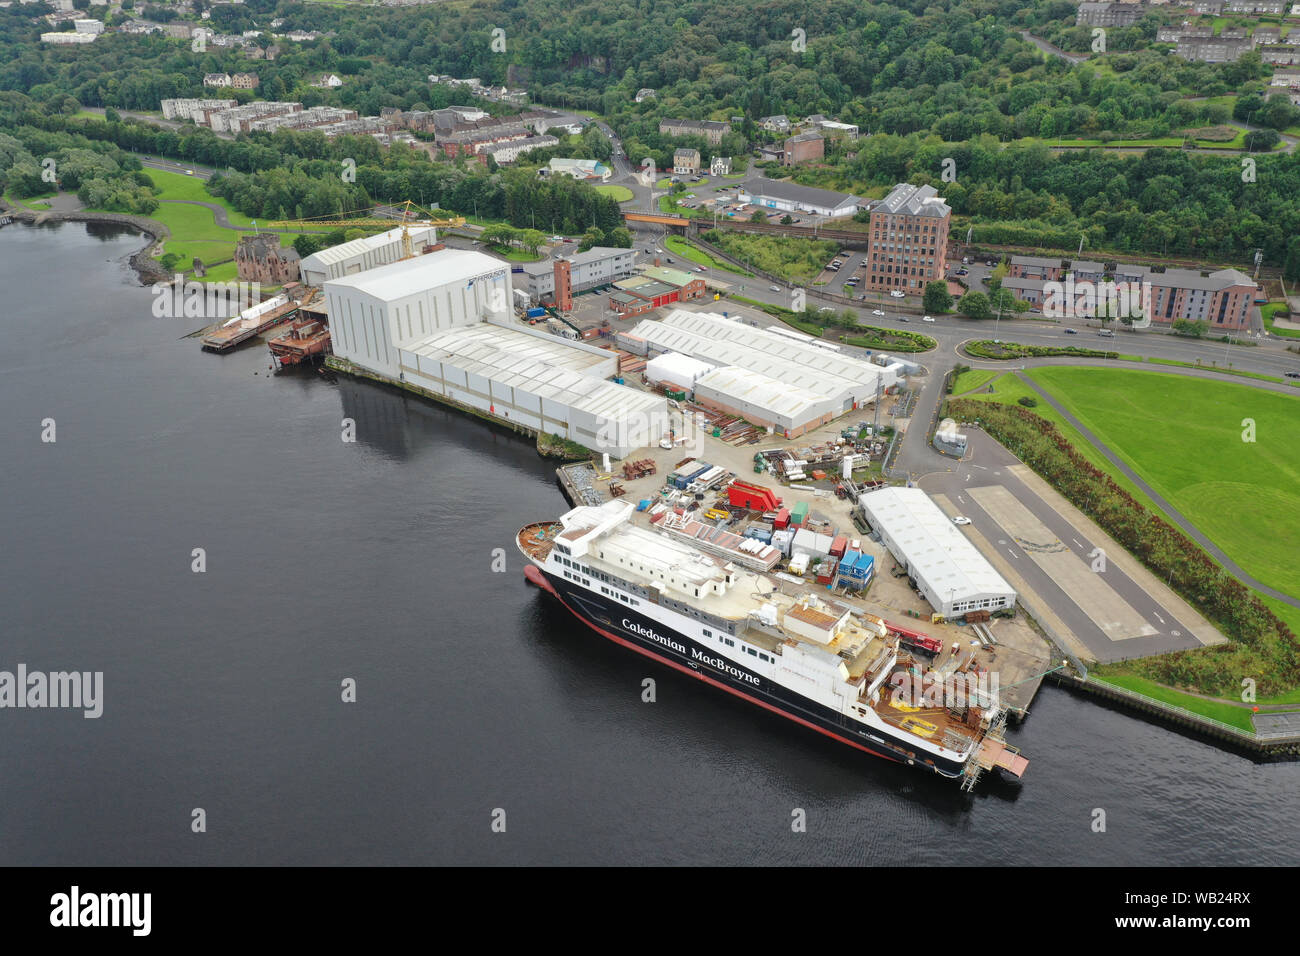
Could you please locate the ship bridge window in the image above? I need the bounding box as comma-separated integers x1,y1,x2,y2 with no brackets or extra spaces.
703,628,712,638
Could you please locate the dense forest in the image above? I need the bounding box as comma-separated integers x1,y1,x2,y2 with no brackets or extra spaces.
3,0,1300,266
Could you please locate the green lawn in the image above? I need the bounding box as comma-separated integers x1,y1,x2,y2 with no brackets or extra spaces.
951,368,998,394
594,184,634,202
664,236,752,276
1026,367,1300,601
484,243,542,262
1261,302,1300,339
1124,354,1296,387
951,371,1149,502
1089,673,1258,731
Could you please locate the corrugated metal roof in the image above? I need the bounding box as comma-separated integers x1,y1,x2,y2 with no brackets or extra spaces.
858,487,1015,601
303,226,437,269
324,249,507,301
694,365,833,421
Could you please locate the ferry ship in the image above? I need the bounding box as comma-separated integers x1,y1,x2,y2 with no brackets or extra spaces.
518,500,1028,789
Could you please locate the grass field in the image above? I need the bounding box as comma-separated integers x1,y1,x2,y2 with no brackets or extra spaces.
1027,367,1300,600
131,169,304,277
1088,674,1258,730
664,236,752,276
951,368,998,394
594,184,634,202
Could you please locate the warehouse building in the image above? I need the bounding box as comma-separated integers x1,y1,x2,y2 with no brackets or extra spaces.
857,487,1017,619
300,226,439,288
692,366,836,437
396,323,668,456
608,267,707,316
737,180,861,218
627,310,894,411
324,249,511,379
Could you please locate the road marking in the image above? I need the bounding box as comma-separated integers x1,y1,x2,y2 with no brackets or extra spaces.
1072,537,1083,548
1153,612,1165,624
1006,549,1019,560
971,464,987,470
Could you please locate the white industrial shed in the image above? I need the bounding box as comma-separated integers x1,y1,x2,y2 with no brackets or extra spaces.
693,366,836,437
628,310,893,411
300,225,439,287
857,487,1017,619
397,323,668,457
325,249,512,379
644,352,715,392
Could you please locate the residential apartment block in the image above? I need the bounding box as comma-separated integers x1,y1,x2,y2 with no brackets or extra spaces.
1177,35,1252,62
658,118,729,145
1076,1,1148,26
1008,255,1064,281
863,183,951,295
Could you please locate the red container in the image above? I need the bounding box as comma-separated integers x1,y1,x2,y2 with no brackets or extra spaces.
816,559,838,585
830,535,848,558
773,508,790,530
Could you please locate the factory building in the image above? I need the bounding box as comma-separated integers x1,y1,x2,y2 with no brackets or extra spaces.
857,487,1017,619
324,249,511,379
737,180,861,218
519,246,638,303
627,310,895,412
397,323,668,456
692,366,836,437
300,226,439,288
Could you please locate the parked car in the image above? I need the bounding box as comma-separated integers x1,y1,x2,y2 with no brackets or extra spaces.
1064,328,1079,334
769,285,781,292
550,235,564,241
953,516,971,526
955,269,968,276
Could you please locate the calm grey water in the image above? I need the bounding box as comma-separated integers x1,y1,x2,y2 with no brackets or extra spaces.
1,221,1296,866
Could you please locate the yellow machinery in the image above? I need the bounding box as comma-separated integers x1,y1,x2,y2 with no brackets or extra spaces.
268,200,467,258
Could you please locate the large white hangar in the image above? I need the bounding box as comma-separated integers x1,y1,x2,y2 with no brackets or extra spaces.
397,323,669,457
300,225,439,288
692,366,835,438
325,249,512,379
857,486,1017,619
627,310,897,413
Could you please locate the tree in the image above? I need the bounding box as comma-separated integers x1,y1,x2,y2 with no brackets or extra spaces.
577,226,605,251
520,229,545,254
780,214,793,225
1172,318,1209,338
957,290,992,320
749,210,767,223
606,226,633,248
923,280,953,313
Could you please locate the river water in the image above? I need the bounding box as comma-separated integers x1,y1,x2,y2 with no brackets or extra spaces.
1,221,1295,866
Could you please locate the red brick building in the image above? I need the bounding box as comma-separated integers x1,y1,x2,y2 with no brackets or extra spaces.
863,183,951,295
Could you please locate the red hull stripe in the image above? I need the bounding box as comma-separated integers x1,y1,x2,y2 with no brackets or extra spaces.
529,568,902,764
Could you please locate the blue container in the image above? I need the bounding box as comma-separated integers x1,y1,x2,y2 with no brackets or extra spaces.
526,307,546,318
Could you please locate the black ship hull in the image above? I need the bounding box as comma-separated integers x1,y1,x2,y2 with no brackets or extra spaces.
527,564,968,779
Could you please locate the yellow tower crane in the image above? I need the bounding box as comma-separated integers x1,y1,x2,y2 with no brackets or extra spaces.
268,200,467,259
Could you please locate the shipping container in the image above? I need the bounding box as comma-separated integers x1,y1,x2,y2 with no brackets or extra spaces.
773,508,790,530
816,559,838,586
526,307,546,318
830,535,848,558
